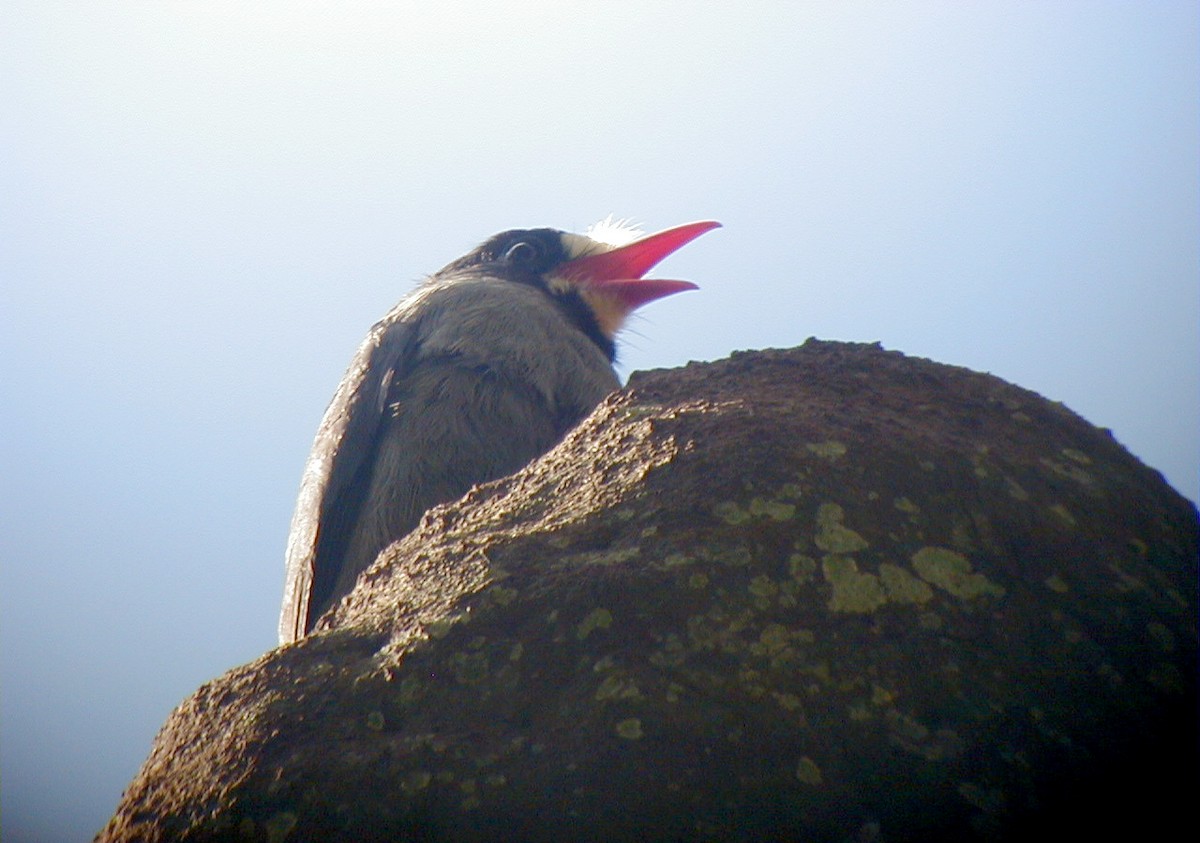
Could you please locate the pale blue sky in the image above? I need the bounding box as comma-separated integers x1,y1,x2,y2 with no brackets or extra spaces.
2,2,1197,839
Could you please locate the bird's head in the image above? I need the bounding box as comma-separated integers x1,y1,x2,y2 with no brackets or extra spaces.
436,219,720,360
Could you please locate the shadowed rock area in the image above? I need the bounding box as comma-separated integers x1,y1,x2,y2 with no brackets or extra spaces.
99,340,1198,842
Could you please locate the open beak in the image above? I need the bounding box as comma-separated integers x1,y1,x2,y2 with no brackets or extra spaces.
562,220,720,312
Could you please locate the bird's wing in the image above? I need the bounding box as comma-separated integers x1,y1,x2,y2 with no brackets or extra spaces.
278,315,417,644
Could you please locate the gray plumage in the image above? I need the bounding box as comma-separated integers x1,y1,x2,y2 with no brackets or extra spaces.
279,221,715,644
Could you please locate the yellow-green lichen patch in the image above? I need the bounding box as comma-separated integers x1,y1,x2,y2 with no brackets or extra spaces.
426,613,468,639
687,572,709,589
911,547,1006,600
885,710,964,760
750,623,814,663
806,440,848,460
509,642,524,662
401,770,432,793
776,580,802,608
1040,456,1095,485
815,503,870,553
971,448,991,479
567,546,641,567
754,623,793,657
1043,574,1069,593
958,782,1006,814
822,555,886,613
365,711,385,731
397,675,423,704
1004,477,1030,501
713,500,750,525
739,668,768,698
1148,648,1186,684
848,703,873,722
686,608,757,654
773,691,803,711
894,497,920,515
788,554,817,583
918,612,943,630
489,585,518,606
576,608,613,639
715,497,796,524
263,812,298,843
949,521,975,552
663,552,693,567
1106,560,1149,594
879,563,934,604
717,545,755,568
452,652,490,684
796,756,824,785
595,673,643,702
615,718,644,740
459,778,480,811
1048,503,1077,528
748,575,779,599
1147,622,1176,652
1165,587,1189,610
749,497,797,521
649,635,687,669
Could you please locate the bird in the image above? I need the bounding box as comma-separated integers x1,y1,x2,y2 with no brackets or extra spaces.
279,219,720,644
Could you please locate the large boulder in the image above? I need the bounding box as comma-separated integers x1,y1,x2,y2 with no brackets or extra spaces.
99,341,1198,842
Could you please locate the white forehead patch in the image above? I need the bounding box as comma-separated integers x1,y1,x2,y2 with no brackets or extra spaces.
560,215,645,260
586,215,643,247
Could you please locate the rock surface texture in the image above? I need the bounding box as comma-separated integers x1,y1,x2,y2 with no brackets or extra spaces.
99,341,1198,842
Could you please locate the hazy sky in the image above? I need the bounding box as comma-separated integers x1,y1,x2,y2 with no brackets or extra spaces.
2,2,1196,839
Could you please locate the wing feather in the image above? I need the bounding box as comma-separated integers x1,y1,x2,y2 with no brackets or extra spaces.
278,317,416,644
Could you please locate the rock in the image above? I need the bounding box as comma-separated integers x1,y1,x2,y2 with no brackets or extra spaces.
98,341,1198,842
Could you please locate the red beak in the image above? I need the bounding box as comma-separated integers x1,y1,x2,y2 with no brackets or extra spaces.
562,220,720,312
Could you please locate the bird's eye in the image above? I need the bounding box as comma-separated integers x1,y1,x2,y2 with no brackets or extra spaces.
504,240,541,266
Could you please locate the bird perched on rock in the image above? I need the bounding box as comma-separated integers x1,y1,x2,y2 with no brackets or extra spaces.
279,219,719,643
